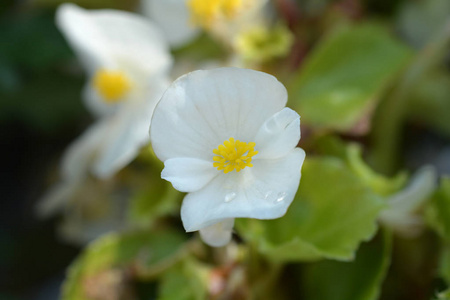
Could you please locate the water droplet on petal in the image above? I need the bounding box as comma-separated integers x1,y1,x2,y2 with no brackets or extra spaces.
275,192,287,203
264,191,274,200
225,192,237,203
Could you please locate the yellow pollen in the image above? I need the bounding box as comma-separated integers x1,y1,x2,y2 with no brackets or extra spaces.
93,69,131,103
213,137,258,173
187,0,249,29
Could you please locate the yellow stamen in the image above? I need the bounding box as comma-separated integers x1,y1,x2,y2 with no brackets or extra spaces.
213,137,258,173
187,0,250,29
93,69,131,103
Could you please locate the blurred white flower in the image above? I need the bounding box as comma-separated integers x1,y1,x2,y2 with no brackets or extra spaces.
57,3,172,178
379,165,437,237
141,0,268,47
141,0,200,48
150,67,305,246
38,4,172,221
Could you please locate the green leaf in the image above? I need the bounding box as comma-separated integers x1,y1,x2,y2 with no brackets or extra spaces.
314,135,408,196
128,184,181,227
369,18,450,175
302,229,392,300
158,259,209,300
312,134,349,159
237,157,385,262
426,177,450,240
288,22,412,131
62,230,187,300
126,149,183,228
346,144,407,196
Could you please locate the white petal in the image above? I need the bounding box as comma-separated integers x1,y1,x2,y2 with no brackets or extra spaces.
61,120,110,181
140,0,200,48
41,121,111,218
162,157,219,192
82,83,118,118
56,3,172,75
254,108,300,159
92,79,169,178
36,181,79,218
61,109,149,181
92,107,149,179
379,165,437,235
150,68,288,162
181,148,306,231
386,165,437,211
63,79,167,180
199,219,235,247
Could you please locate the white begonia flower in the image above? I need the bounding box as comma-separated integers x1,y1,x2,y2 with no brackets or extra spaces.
56,3,172,178
38,4,172,219
150,67,305,247
141,0,268,48
141,0,200,48
379,165,437,237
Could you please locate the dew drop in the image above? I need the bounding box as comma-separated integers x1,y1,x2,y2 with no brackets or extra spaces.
264,191,274,200
225,192,237,203
275,192,287,203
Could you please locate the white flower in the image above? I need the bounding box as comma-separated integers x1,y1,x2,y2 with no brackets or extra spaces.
141,0,268,47
150,67,305,246
38,4,172,219
141,0,200,48
379,166,437,237
56,3,172,178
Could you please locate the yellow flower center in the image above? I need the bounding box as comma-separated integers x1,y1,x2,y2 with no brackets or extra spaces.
187,0,249,29
213,137,258,173
93,69,131,103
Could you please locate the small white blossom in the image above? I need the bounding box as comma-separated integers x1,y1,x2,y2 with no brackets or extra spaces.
38,4,172,219
141,0,200,48
379,165,437,237
142,0,268,47
56,3,172,178
150,67,305,246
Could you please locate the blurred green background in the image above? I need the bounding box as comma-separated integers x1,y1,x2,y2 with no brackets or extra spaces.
1,0,450,299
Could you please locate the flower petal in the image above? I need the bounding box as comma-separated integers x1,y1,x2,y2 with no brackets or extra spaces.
56,3,172,75
181,148,306,231
82,83,118,118
92,79,169,178
150,68,288,162
254,107,300,159
141,0,200,48
36,181,80,218
386,165,437,211
92,108,149,179
379,165,437,237
61,120,110,181
199,219,235,247
64,106,152,180
162,157,219,192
